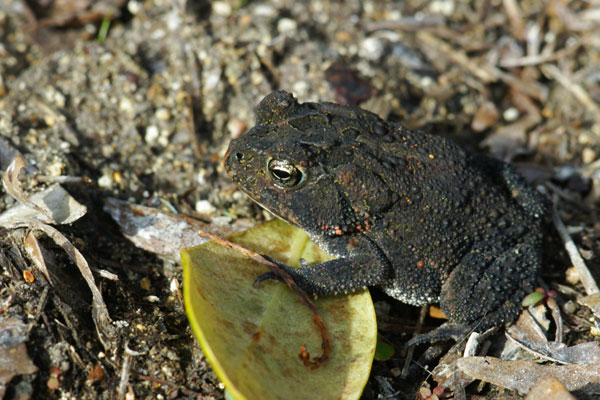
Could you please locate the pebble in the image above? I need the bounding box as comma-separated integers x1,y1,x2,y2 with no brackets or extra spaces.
155,108,170,120
98,174,113,189
503,107,520,122
145,125,159,144
277,18,297,35
359,37,384,61
213,2,232,17
195,200,217,214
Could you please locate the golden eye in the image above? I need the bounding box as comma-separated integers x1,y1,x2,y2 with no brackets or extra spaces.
267,159,304,188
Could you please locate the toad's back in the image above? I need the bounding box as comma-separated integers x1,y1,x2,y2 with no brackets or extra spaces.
225,90,548,340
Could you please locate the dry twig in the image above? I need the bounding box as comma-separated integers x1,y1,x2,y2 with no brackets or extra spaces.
551,200,599,295
542,64,600,121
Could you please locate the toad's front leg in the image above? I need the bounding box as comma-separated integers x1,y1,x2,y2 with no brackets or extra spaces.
255,234,392,297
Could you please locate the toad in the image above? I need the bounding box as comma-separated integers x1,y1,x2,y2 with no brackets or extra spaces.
224,91,548,343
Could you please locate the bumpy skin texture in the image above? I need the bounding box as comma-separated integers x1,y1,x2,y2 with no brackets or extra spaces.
224,91,548,338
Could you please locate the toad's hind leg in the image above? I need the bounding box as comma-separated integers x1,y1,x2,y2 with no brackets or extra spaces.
408,240,542,346
439,240,542,332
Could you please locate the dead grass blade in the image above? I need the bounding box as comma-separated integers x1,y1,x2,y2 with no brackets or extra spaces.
2,155,53,221
552,201,599,295
4,217,117,350
0,155,87,225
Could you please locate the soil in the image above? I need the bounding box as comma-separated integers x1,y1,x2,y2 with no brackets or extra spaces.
0,0,598,399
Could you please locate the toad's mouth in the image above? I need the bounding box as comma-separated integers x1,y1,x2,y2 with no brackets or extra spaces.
238,188,299,228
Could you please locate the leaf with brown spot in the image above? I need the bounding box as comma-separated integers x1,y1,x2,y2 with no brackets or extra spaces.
182,219,376,400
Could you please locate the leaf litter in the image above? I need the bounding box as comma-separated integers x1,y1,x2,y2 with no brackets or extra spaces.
1,0,600,398
0,155,116,350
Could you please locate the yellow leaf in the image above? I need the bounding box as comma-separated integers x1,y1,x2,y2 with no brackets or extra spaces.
182,219,376,400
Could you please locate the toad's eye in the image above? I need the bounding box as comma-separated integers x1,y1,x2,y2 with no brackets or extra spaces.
267,159,304,188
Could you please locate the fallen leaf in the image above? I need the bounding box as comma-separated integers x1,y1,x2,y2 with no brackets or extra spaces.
374,339,395,361
457,356,600,395
0,317,38,398
24,231,51,283
0,158,114,350
182,219,376,400
525,376,575,400
105,197,254,258
578,293,600,319
0,155,86,225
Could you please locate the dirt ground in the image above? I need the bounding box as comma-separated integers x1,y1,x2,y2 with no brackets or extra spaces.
0,0,599,399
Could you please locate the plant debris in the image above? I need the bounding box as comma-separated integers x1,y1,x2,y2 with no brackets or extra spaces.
0,0,599,397
196,228,332,369
0,317,38,398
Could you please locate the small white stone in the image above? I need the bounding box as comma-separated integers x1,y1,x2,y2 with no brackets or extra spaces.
253,4,276,17
44,114,56,127
98,174,113,189
119,98,133,114
46,161,64,176
145,295,160,303
127,0,142,14
429,0,454,15
53,91,66,107
151,28,166,40
213,1,232,17
503,107,520,121
277,18,297,35
360,37,384,61
166,11,181,31
195,200,217,214
145,125,159,144
582,147,596,164
205,71,220,90
155,107,170,120
292,81,309,95
157,129,170,147
420,76,434,87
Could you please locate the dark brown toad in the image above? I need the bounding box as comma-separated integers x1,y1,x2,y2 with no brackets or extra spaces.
224,90,548,343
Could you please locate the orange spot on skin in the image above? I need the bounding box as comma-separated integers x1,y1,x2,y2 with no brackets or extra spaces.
417,261,425,268
429,154,435,159
429,306,447,319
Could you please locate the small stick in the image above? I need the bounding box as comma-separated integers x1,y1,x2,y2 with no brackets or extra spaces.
542,64,600,121
551,198,599,295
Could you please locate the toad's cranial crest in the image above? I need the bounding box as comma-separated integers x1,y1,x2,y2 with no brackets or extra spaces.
225,90,548,344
